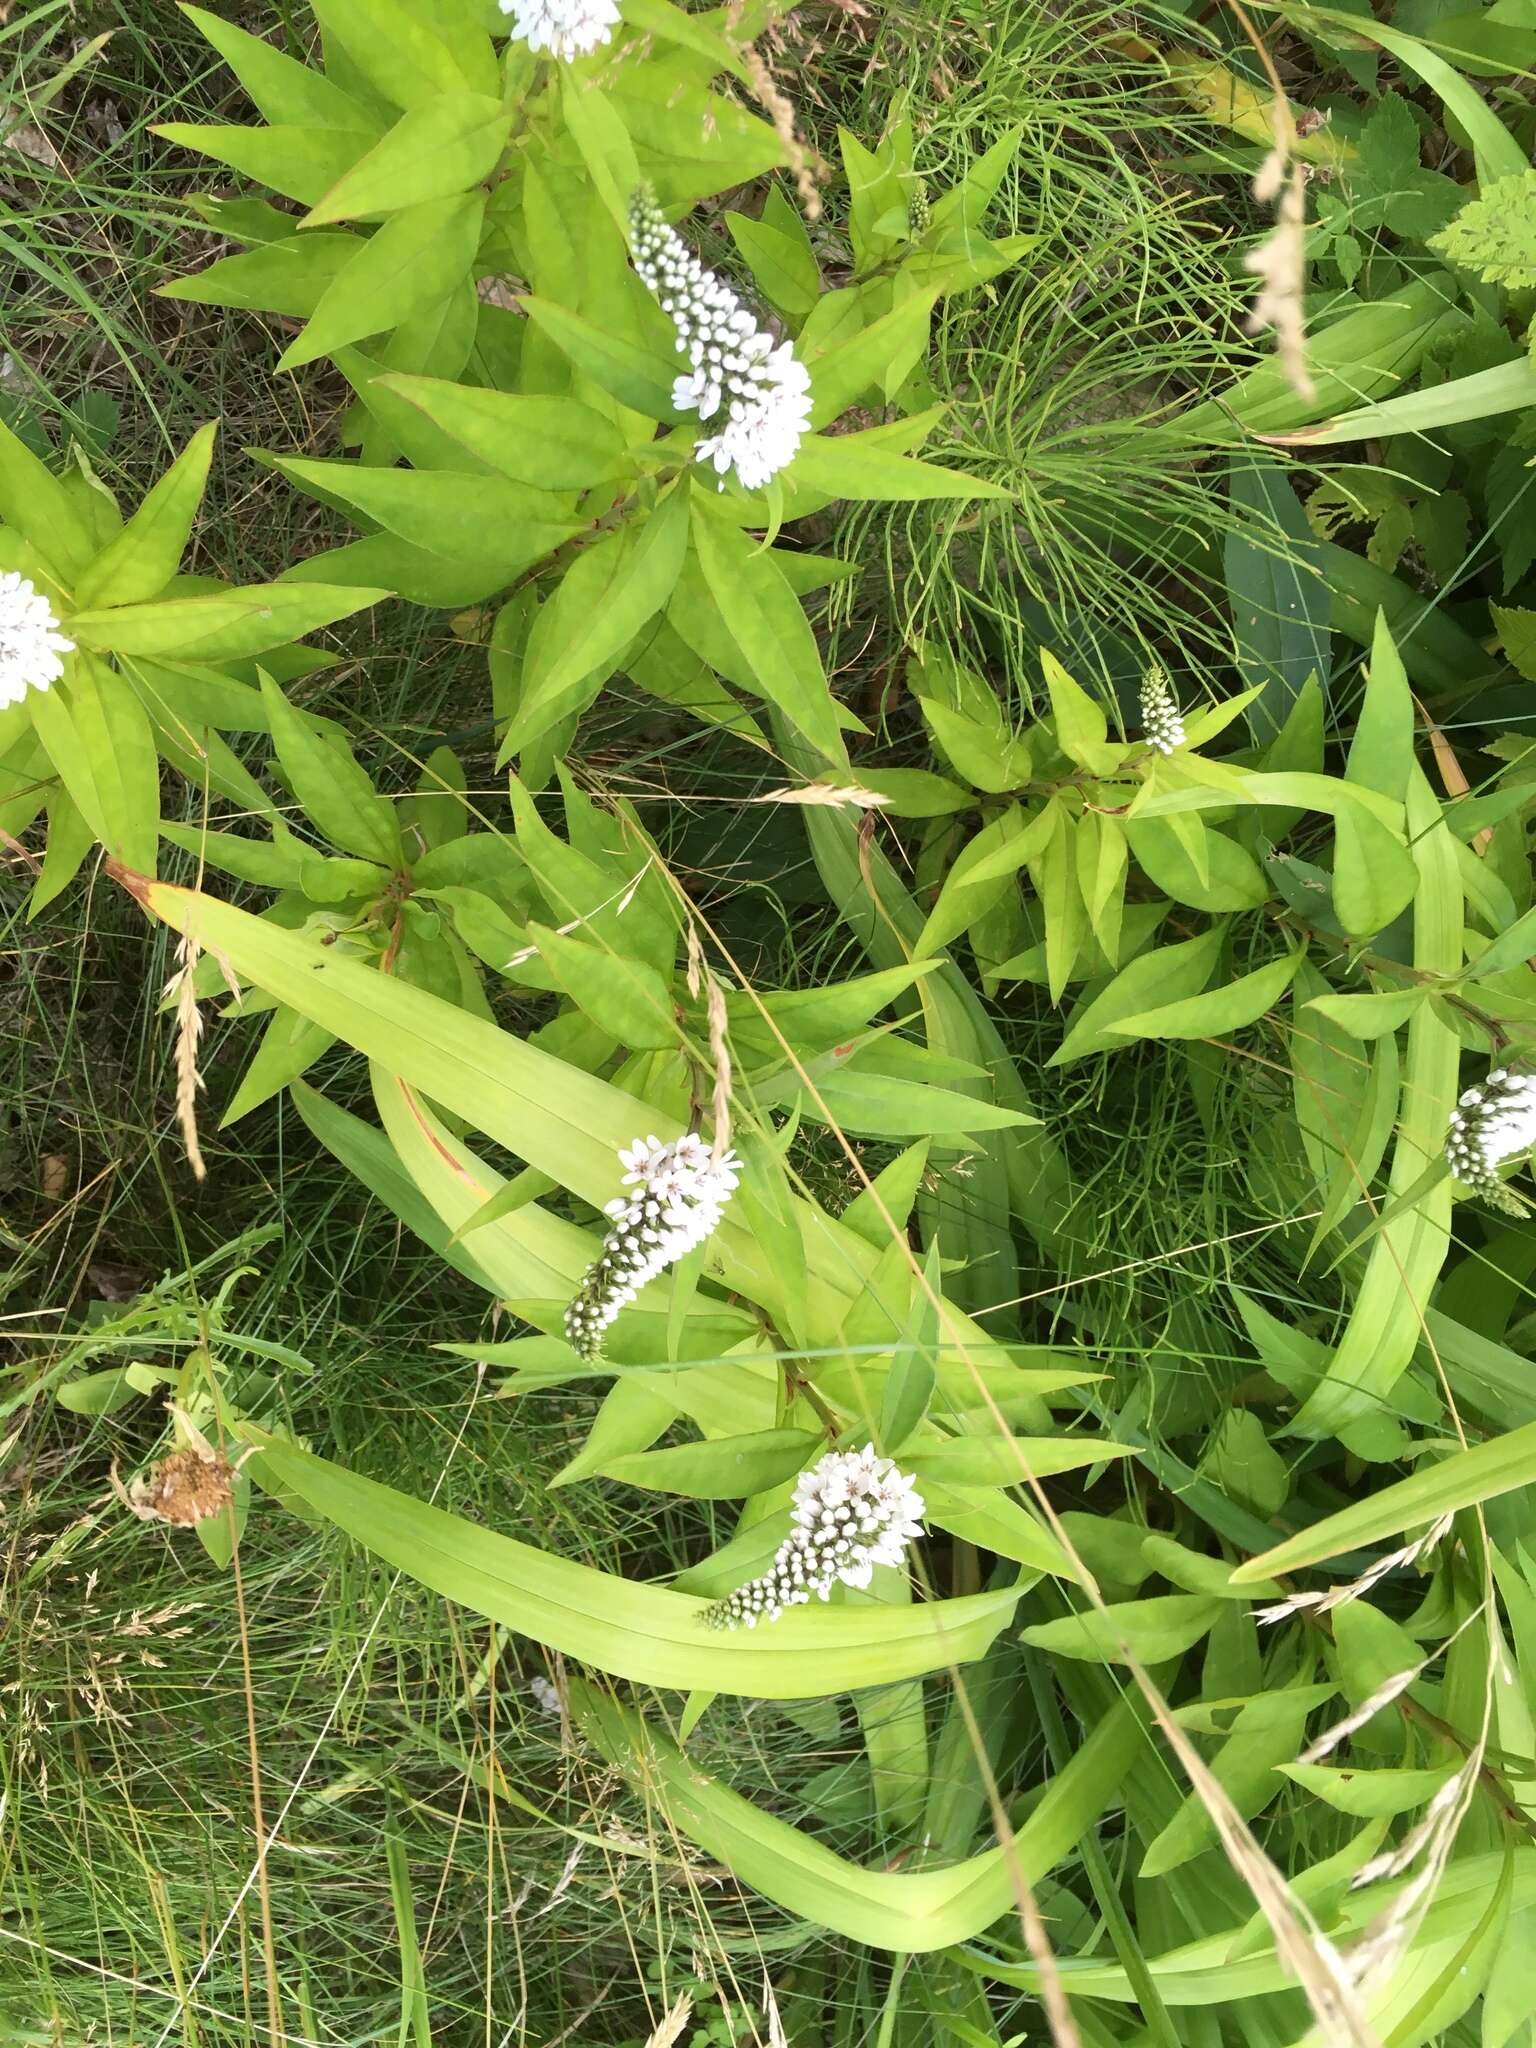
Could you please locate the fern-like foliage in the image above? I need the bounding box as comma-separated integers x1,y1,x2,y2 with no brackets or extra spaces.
1429,169,1536,290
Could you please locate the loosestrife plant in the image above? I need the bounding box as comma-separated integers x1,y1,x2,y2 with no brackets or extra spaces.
1444,1067,1536,1211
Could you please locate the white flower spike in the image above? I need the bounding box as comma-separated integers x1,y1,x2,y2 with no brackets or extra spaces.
0,571,72,709
564,1133,740,1360
1445,1066,1536,1213
629,187,812,494
704,1445,925,1629
498,0,618,62
1139,665,1185,756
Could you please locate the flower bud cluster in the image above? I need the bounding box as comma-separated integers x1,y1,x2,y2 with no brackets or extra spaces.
0,571,72,709
1139,665,1185,756
564,1134,740,1360
704,1444,925,1629
1445,1066,1536,1212
629,188,812,492
498,0,619,61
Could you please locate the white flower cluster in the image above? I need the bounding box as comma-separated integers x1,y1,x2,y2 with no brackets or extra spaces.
1139,665,1185,756
528,1674,561,1715
704,1444,925,1630
1445,1066,1536,1212
497,0,618,61
564,1133,740,1360
629,188,812,493
0,571,72,709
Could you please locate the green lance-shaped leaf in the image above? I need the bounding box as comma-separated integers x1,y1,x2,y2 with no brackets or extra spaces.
1345,610,1416,801
528,924,680,1052
0,416,93,579
258,673,403,867
690,508,846,762
726,209,820,325
1303,989,1426,1041
67,582,388,662
29,653,160,875
161,233,363,318
377,376,628,489
233,1428,1023,1699
789,429,1012,503
559,76,640,241
1331,804,1419,940
1020,1593,1223,1664
571,1677,1146,1947
1123,815,1270,912
521,295,681,420
73,422,218,609
1050,924,1227,1066
1106,950,1300,1044
269,456,580,585
303,93,511,224
278,192,486,372
918,696,1032,794
501,487,689,757
599,1428,821,1498
152,122,381,210
307,0,496,109
1291,771,1461,1438
178,4,378,128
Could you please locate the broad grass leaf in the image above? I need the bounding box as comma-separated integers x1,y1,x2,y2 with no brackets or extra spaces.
179,5,374,126
29,653,159,874
1278,358,1536,448
278,192,486,371
789,430,1011,502
68,582,388,660
1233,1420,1536,1581
1176,277,1455,443
290,1079,503,1292
690,511,845,761
601,1428,820,1498
237,1429,1024,1697
303,93,510,223
151,122,379,209
521,295,680,418
572,1677,1145,1945
74,422,216,608
1224,454,1330,738
1332,804,1418,937
1107,950,1300,1043
1020,1593,1222,1662
1049,925,1227,1066
258,673,402,865
377,376,626,487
